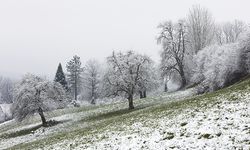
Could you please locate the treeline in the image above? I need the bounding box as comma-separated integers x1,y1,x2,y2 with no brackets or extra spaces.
3,51,159,126
55,52,159,109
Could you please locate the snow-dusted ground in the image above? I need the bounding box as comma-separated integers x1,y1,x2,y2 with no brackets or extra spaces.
0,89,195,149
44,90,250,150
83,96,250,149
0,84,249,150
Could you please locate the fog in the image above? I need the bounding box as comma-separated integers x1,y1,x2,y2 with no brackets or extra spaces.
0,0,249,79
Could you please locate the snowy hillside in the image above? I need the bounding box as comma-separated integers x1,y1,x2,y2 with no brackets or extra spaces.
0,78,250,149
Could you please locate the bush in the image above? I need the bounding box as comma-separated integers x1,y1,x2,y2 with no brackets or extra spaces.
239,32,250,73
192,32,250,93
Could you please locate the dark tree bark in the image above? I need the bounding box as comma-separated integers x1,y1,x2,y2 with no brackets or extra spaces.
38,107,47,126
179,66,187,88
128,94,134,109
91,97,96,105
139,90,146,99
164,82,168,92
143,90,146,98
139,91,143,99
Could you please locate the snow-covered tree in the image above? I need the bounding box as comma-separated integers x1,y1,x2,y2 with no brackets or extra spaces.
66,55,84,100
187,5,215,54
103,51,153,109
54,63,68,91
12,74,66,126
239,31,250,74
157,20,187,88
137,60,159,98
0,106,5,123
189,28,250,93
0,77,14,104
215,20,247,45
82,59,101,104
191,42,246,93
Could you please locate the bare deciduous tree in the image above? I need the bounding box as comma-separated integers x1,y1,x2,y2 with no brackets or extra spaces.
82,59,100,104
158,20,187,88
0,77,14,104
187,5,215,54
12,74,66,126
215,20,246,45
103,51,153,109
137,59,158,99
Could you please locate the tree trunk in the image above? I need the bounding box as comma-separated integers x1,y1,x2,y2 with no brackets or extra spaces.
178,65,186,89
38,107,47,127
91,82,95,104
181,77,186,88
128,94,134,109
143,90,146,98
75,72,77,100
180,71,186,88
139,91,143,99
91,97,95,105
164,82,168,92
139,90,146,99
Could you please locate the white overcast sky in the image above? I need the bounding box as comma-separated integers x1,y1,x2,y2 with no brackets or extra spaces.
0,0,249,79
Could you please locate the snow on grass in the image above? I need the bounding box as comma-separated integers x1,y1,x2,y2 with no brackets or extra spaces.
62,92,249,150
0,89,195,150
1,83,250,150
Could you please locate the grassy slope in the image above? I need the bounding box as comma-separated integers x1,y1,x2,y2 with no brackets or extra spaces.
3,77,250,149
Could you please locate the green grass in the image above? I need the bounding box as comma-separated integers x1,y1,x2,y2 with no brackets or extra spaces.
0,124,43,139
4,76,250,149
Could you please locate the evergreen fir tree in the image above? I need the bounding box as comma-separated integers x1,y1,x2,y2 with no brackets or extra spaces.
66,55,84,100
54,63,68,91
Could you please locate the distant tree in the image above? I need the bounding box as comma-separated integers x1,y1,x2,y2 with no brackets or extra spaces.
187,5,215,54
0,77,14,104
239,31,250,75
157,20,187,88
191,41,247,93
162,72,171,92
12,74,66,126
82,60,100,104
0,106,5,123
137,60,159,98
103,51,153,109
215,20,247,45
54,63,68,91
66,55,84,100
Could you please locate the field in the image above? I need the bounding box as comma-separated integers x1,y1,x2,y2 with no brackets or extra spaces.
0,78,250,150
